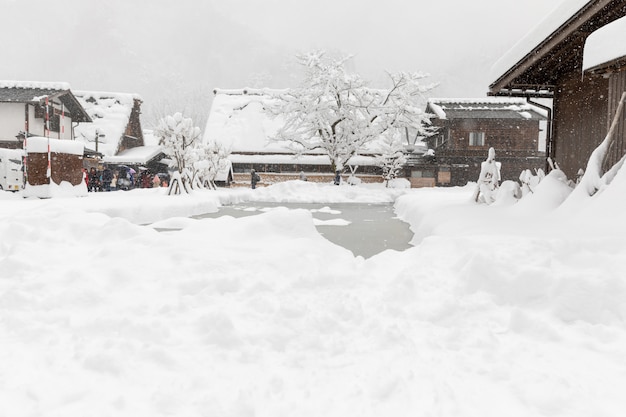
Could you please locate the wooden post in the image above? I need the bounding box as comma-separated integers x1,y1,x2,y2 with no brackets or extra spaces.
602,91,626,172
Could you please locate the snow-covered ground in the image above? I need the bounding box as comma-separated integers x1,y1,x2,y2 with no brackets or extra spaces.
1,176,625,417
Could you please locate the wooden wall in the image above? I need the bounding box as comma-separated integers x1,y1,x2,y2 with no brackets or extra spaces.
552,72,609,178
231,172,383,187
439,118,540,157
604,71,626,172
27,152,84,186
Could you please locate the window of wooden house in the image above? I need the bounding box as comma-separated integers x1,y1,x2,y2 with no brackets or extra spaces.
411,170,434,178
437,165,451,184
469,132,485,146
34,104,61,131
34,104,44,118
49,114,60,132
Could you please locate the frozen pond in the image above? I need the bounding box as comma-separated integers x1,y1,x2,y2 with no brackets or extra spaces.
195,202,414,258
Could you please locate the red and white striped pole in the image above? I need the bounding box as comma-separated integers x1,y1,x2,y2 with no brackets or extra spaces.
45,97,51,178
61,103,65,139
24,106,28,184
45,96,49,138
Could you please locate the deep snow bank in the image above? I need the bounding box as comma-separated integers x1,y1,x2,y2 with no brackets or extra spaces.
1,180,626,416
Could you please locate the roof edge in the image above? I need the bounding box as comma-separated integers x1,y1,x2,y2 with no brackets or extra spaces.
489,0,612,94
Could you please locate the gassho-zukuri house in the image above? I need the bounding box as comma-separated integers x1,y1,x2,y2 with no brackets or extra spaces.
203,88,395,185
73,90,167,173
489,0,626,179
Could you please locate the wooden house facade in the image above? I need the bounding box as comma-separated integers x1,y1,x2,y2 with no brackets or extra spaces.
489,0,626,179
0,81,91,149
422,98,546,186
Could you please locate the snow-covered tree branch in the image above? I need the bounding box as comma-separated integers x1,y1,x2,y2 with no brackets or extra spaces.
193,142,231,190
271,51,437,173
154,112,202,195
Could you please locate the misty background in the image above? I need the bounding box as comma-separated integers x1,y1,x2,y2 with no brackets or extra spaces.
0,0,561,128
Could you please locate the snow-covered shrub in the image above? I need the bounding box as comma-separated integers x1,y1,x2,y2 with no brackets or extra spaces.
155,112,202,195
346,175,361,186
376,133,407,187
519,168,545,196
193,142,230,190
514,169,573,212
388,178,411,189
493,180,522,206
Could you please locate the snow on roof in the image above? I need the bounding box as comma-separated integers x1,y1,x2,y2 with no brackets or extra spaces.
583,14,626,71
0,80,71,91
102,145,162,165
228,153,380,167
213,87,289,96
25,136,84,156
204,88,292,153
205,87,409,156
74,91,141,157
427,97,548,120
490,0,591,83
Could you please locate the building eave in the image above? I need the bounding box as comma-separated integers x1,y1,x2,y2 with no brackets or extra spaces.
489,0,624,96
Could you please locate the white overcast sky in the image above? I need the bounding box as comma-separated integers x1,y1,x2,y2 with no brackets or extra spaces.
1,0,565,123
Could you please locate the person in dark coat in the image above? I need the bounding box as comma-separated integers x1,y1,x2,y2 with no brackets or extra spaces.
88,167,100,192
140,170,152,188
333,169,341,185
101,166,113,191
251,169,261,189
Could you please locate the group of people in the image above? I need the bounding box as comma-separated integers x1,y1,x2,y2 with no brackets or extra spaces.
84,166,169,192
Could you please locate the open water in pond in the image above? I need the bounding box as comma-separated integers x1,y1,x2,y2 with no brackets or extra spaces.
195,202,414,258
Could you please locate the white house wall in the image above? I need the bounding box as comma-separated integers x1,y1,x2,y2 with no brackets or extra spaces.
25,103,72,139
3,103,75,141
0,103,26,142
57,108,73,140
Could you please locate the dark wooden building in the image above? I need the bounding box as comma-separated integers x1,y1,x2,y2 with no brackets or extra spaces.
489,0,626,179
421,98,546,186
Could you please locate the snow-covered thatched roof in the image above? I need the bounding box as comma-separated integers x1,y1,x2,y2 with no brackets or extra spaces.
74,91,142,157
583,15,626,71
204,88,418,166
203,88,290,154
427,98,547,121
102,145,162,165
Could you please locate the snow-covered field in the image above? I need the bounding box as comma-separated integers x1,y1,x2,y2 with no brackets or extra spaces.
1,176,625,417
